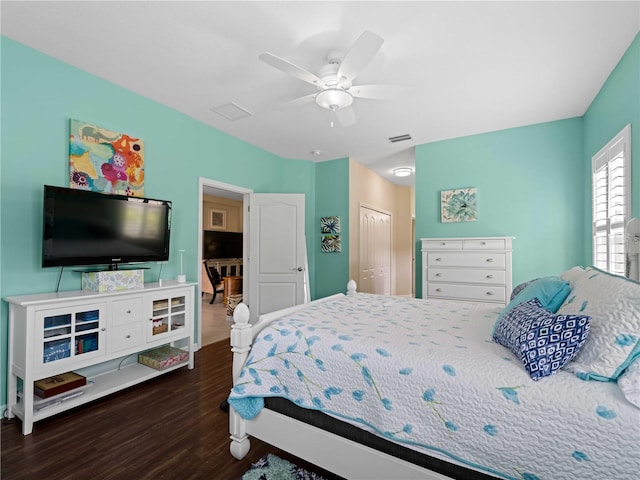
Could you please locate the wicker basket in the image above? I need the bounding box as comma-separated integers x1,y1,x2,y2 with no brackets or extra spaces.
152,324,168,335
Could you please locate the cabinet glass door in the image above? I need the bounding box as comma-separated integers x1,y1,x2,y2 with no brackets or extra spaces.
149,294,187,340
38,304,106,368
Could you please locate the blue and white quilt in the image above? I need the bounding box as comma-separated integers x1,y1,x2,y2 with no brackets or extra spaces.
228,294,640,480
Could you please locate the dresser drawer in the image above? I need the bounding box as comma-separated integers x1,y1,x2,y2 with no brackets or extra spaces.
463,238,506,250
110,323,143,353
427,283,506,303
427,253,506,268
427,268,505,285
112,298,143,326
422,239,463,250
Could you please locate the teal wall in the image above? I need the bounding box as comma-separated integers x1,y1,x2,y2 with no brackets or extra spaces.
583,33,640,258
314,159,350,298
0,37,319,406
415,118,585,294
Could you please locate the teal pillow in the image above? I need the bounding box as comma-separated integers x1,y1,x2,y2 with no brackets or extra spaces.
493,277,571,334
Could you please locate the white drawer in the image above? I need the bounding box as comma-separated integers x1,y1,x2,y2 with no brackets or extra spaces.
112,298,143,326
427,253,506,268
463,238,506,250
427,268,505,285
427,283,506,303
422,239,463,250
110,323,143,352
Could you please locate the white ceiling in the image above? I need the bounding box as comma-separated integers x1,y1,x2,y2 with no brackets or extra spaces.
2,1,639,187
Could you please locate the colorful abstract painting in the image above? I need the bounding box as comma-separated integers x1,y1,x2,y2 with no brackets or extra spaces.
321,216,341,234
321,235,341,253
69,119,144,195
441,188,477,223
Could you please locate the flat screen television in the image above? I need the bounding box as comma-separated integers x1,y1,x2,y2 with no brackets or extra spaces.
203,230,243,259
42,185,172,269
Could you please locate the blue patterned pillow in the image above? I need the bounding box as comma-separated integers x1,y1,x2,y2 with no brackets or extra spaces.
493,298,591,381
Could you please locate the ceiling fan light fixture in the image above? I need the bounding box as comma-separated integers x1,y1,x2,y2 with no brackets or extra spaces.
315,88,353,110
393,167,413,177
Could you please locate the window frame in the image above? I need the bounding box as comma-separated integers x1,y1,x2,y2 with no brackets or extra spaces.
591,124,632,275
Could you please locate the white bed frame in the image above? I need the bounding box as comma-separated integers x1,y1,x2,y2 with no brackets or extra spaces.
229,281,452,480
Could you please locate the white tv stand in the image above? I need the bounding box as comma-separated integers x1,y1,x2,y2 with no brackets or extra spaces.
5,281,195,435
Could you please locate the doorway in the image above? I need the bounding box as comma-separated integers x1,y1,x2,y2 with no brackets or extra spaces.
197,177,251,348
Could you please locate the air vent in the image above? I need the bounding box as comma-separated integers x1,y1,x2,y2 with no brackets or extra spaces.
388,134,412,143
210,102,253,121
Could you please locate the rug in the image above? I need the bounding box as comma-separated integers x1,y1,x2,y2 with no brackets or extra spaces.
241,453,328,480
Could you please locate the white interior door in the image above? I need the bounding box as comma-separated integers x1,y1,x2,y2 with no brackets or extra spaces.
359,206,391,295
247,193,306,322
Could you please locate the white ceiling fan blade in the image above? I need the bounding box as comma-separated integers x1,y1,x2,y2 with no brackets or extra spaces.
337,31,384,85
349,84,409,100
259,52,325,87
275,93,317,110
335,106,356,126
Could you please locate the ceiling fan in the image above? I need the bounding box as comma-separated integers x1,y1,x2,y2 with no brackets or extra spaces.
259,31,404,127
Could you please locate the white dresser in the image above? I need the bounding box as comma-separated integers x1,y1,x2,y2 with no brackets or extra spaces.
421,237,513,304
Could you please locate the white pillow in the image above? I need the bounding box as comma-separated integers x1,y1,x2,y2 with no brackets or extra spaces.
618,360,640,408
557,266,640,381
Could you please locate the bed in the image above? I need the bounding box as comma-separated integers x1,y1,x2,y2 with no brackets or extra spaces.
228,269,640,480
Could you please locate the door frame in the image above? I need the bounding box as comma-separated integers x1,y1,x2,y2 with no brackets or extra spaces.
196,177,252,350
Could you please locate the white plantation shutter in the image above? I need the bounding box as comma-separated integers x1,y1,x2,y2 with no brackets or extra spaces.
592,125,631,276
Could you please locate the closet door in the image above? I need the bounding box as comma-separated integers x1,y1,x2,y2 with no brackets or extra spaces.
359,206,391,295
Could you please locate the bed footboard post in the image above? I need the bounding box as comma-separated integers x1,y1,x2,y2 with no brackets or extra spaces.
230,302,252,460
347,279,357,296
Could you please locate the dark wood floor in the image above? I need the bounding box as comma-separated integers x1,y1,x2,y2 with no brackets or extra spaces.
1,339,339,480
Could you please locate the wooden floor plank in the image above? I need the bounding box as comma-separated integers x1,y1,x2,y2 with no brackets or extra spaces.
1,339,339,479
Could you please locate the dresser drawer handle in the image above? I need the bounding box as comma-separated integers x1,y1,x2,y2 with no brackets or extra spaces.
486,291,495,296
481,241,486,245
435,257,443,261
126,310,131,314
486,258,494,263
436,288,443,292
486,274,494,279
435,273,442,277
126,334,131,339
441,242,446,245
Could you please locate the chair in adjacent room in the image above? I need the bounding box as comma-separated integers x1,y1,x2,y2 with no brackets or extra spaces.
202,261,224,304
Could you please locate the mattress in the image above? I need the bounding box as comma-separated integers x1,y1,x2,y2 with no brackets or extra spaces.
229,294,640,479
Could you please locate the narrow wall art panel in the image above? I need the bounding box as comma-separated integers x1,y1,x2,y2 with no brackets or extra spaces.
322,235,341,253
69,119,145,195
441,188,477,223
321,216,341,234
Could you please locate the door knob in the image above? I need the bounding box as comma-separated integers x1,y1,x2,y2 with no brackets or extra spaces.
296,267,304,272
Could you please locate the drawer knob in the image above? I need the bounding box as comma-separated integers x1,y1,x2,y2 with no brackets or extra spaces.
436,288,443,292
481,241,486,245
126,310,131,314
486,258,494,263
435,273,442,277
486,274,494,278
486,291,495,296
435,257,443,261
126,334,131,339
441,242,446,245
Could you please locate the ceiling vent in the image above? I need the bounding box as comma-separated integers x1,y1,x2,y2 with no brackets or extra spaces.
388,134,412,143
210,102,253,121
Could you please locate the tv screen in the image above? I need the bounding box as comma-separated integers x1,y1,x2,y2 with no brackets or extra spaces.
43,185,172,269
203,230,243,259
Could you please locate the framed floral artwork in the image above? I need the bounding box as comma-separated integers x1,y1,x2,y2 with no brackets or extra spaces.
321,216,340,234
441,188,477,223
69,119,144,196
321,235,341,253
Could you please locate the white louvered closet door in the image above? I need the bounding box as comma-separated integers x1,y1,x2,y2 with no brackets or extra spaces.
592,124,631,276
359,206,391,295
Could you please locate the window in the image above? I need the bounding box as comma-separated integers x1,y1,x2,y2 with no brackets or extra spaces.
592,124,632,275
